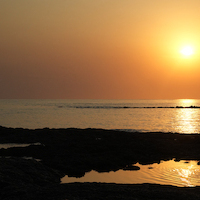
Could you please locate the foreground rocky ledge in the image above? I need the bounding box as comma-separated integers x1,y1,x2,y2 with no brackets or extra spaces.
0,126,200,199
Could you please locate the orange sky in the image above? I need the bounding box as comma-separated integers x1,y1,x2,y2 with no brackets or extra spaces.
1,0,200,99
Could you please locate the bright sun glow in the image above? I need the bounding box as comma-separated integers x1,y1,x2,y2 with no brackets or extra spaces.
180,46,194,57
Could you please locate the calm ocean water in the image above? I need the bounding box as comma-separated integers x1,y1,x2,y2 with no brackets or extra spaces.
1,99,200,133
2,99,200,187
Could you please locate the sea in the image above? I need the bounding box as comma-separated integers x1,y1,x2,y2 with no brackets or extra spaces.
1,99,200,187
0,99,200,133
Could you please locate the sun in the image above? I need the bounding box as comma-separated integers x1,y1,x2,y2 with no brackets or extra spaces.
180,46,194,57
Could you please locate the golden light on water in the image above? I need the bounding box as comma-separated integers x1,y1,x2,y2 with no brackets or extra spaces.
62,160,200,187
171,161,200,187
174,99,199,133
180,99,195,104
176,109,198,133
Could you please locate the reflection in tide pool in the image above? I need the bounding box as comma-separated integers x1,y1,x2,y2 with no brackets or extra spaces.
61,160,200,187
173,162,199,187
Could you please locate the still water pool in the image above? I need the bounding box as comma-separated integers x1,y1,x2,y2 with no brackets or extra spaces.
61,160,200,187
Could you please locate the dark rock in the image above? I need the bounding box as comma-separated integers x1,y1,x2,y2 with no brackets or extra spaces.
123,165,140,171
0,157,63,185
1,127,200,177
0,157,64,200
0,126,200,199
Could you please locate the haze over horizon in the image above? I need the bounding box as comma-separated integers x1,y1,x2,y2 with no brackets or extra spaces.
1,0,200,99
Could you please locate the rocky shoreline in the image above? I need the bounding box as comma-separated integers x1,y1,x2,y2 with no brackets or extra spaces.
0,126,200,199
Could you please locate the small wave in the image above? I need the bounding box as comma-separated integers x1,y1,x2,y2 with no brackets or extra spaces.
113,129,145,133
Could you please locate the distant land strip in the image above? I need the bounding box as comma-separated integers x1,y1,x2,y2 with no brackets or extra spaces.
74,106,200,109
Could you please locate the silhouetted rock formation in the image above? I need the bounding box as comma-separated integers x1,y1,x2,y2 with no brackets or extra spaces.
123,165,140,171
0,126,200,199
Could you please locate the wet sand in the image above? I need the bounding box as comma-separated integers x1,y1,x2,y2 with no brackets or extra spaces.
0,126,200,199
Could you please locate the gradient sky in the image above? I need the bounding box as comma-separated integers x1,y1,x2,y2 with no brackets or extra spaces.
1,0,200,99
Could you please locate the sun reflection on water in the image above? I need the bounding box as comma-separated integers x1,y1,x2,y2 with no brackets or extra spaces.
180,99,196,105
172,161,200,187
62,160,200,187
174,99,200,133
